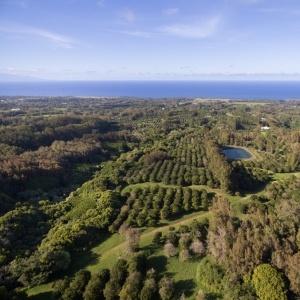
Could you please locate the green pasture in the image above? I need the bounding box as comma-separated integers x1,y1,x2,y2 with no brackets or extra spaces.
269,172,299,181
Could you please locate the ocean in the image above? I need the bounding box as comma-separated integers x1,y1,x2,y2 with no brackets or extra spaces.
0,80,300,99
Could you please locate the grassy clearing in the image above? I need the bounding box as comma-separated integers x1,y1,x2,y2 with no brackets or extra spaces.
230,101,268,106
194,98,230,102
192,99,269,106
27,284,53,299
146,253,203,299
269,172,299,180
54,107,67,111
121,182,177,194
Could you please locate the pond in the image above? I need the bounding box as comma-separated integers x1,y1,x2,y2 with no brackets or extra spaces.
222,147,252,159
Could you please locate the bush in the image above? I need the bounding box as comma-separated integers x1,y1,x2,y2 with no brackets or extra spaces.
252,264,287,300
196,257,224,294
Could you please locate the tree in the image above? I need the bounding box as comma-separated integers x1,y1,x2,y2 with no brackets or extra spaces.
0,286,9,300
6,288,27,300
152,232,162,245
165,230,178,245
189,219,202,239
140,278,157,300
118,271,142,300
97,190,121,221
252,264,287,300
192,190,201,210
183,188,192,211
62,269,91,300
285,253,300,296
40,249,71,272
195,289,206,300
158,277,175,300
178,233,191,250
103,280,121,300
83,268,110,300
196,257,224,294
160,205,170,220
110,259,128,285
206,196,235,266
127,252,146,273
189,240,206,256
119,226,141,254
53,277,71,299
164,240,176,258
179,249,190,261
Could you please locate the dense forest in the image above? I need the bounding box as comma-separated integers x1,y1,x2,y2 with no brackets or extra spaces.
0,96,300,299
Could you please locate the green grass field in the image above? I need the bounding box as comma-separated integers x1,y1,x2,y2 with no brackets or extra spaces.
269,172,299,180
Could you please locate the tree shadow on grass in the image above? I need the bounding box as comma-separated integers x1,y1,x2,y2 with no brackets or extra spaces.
66,232,116,273
241,181,269,196
49,247,101,281
28,292,52,300
142,243,161,255
156,221,169,227
188,254,203,263
146,255,168,274
207,192,216,200
174,279,196,298
68,250,100,274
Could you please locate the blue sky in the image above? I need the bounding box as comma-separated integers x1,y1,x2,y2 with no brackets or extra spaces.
1,0,300,80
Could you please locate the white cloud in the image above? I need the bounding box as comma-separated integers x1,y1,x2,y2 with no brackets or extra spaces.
109,15,220,39
119,9,135,22
30,29,74,48
159,16,220,39
0,25,75,48
163,8,179,16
